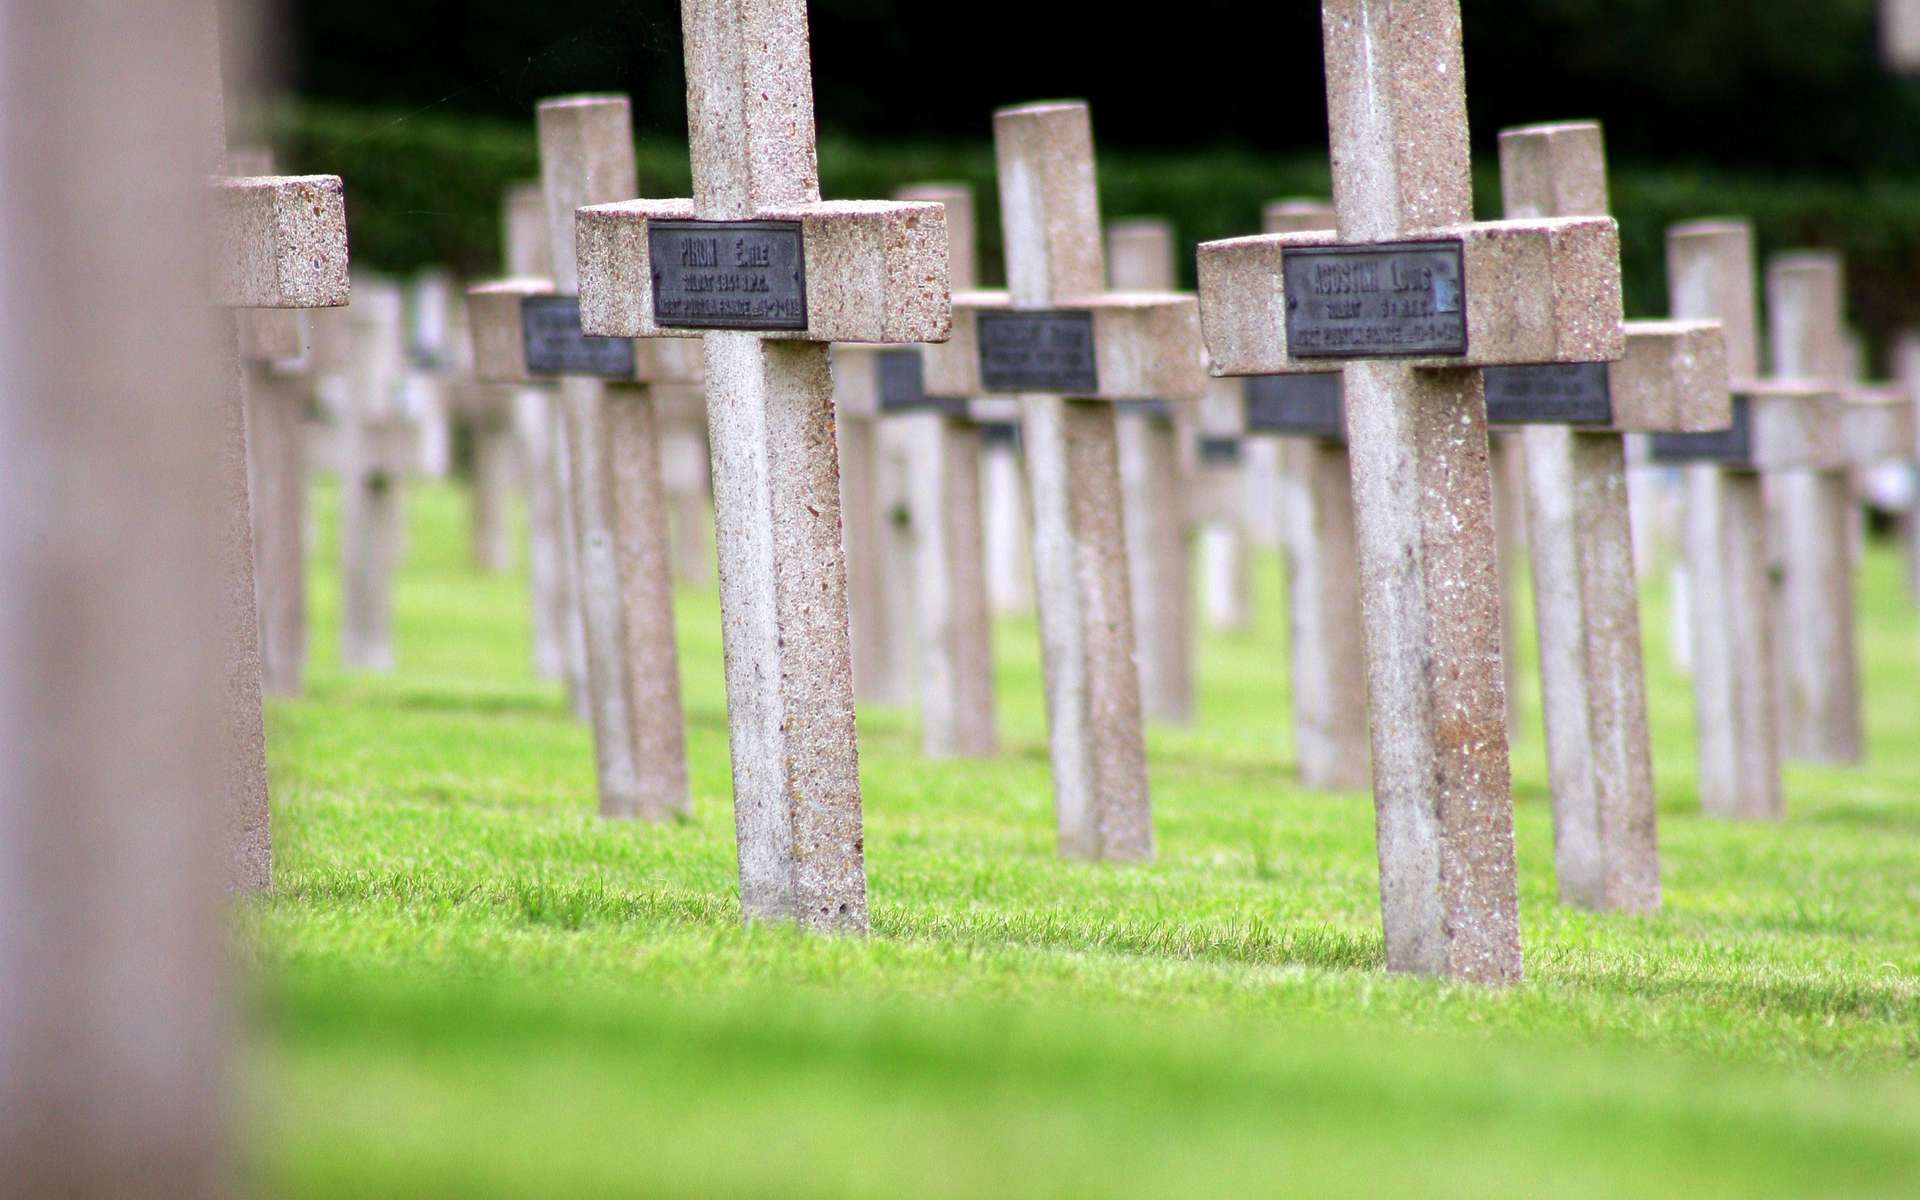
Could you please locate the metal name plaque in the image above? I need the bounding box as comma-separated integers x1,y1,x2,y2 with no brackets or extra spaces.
979,420,1020,449
1245,372,1344,441
1648,395,1753,465
1282,240,1467,358
1483,363,1614,426
521,294,636,378
1114,398,1173,420
876,348,963,416
649,219,808,331
1198,436,1244,466
977,310,1099,394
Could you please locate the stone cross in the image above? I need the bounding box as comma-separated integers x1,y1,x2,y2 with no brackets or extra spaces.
1188,377,1254,636
1763,251,1864,763
574,0,950,926
406,269,458,479
230,146,314,699
1107,217,1197,725
339,277,413,672
1238,198,1371,792
1843,382,1918,539
1492,121,1730,912
470,95,694,822
499,180,591,705
1660,220,1836,820
212,139,350,897
1196,0,1626,983
841,183,999,758
926,101,1201,861
421,274,518,576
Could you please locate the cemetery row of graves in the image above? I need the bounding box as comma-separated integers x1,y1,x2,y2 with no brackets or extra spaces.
234,5,1915,981
10,0,1920,1194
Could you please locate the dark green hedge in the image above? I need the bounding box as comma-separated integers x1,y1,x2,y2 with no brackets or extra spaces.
273,101,1920,371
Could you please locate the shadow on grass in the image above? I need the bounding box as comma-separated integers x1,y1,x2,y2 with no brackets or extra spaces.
1800,802,1920,835
274,868,1384,974
876,905,1385,974
1553,958,1920,1031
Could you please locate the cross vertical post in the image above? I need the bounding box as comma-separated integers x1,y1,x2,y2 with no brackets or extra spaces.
1,1,251,1186
339,279,411,674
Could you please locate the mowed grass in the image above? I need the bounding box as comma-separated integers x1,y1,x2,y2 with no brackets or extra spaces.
246,477,1920,1198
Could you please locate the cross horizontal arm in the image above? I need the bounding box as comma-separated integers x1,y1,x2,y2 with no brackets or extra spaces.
1747,382,1847,469
1609,319,1729,433
923,289,1204,401
1843,385,1916,464
467,278,701,385
211,175,350,309
576,198,950,344
1197,218,1624,375
468,279,554,381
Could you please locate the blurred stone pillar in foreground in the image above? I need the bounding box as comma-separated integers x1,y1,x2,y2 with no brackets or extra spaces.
0,0,235,1194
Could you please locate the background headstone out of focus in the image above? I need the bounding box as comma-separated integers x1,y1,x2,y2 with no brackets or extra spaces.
267,0,1920,350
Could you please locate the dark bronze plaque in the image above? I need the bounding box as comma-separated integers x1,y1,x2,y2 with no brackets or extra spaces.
979,420,1020,449
1114,398,1173,419
1648,395,1753,466
1282,240,1467,359
1198,435,1244,466
1245,372,1344,441
648,219,807,331
977,310,1099,394
521,294,636,378
876,348,964,416
1484,362,1614,426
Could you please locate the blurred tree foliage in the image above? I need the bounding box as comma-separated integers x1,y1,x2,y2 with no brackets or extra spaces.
275,99,1920,362
286,0,1916,169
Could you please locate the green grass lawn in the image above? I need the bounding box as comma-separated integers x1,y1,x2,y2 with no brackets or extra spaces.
246,477,1920,1198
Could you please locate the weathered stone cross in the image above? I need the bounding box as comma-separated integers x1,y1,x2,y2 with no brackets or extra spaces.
575,1,951,927
1196,0,1626,982
498,180,590,705
1106,217,1198,727
339,278,414,673
229,146,315,700
1657,221,1841,820
470,95,695,823
839,183,1000,758
1232,198,1372,793
1763,250,1865,763
211,128,350,894
1488,121,1730,912
926,101,1203,861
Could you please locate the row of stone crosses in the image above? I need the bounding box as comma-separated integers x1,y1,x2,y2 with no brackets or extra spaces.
221,0,1919,986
